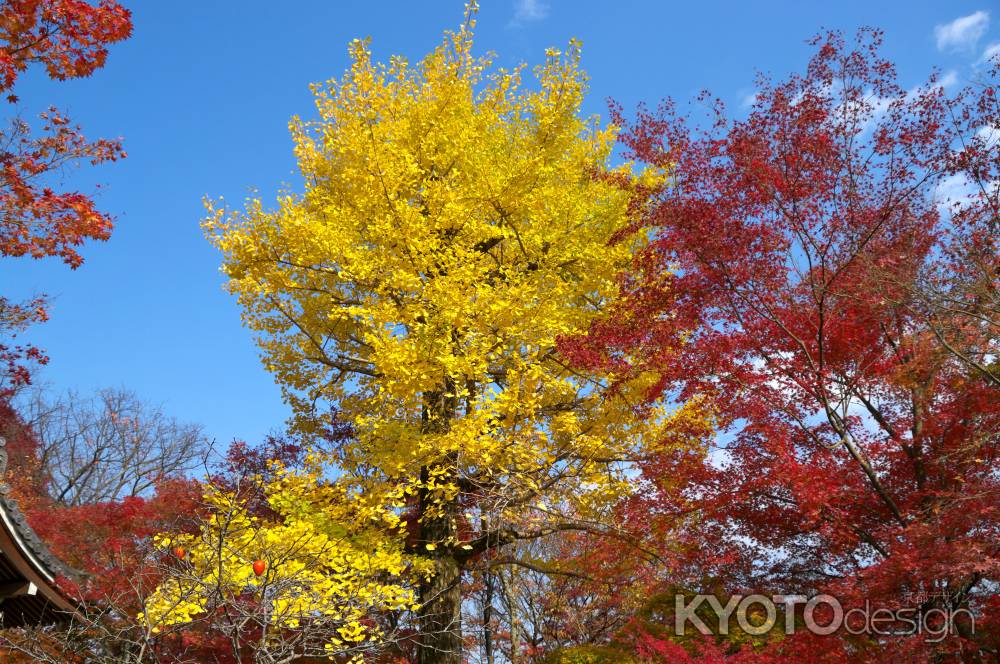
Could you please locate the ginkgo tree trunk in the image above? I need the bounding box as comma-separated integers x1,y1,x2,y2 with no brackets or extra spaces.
193,5,703,662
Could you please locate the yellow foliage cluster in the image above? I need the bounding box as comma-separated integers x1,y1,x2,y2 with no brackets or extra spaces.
141,466,428,651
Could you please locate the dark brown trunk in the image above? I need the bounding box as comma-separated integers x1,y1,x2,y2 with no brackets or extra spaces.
417,385,463,664
417,507,463,664
482,515,495,664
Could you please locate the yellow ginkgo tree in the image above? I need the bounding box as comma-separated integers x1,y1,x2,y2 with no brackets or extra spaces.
152,5,708,662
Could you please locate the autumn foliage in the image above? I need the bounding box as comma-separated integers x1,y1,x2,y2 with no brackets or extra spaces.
0,0,131,266
0,6,997,664
188,7,705,661
561,28,999,663
0,0,130,400
0,399,320,663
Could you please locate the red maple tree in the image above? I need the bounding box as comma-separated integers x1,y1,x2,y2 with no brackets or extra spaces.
562,29,999,662
0,0,131,399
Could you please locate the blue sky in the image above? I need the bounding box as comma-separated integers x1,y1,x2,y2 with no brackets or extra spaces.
1,1,996,447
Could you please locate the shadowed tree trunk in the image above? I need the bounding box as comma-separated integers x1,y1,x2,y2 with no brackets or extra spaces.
417,387,463,664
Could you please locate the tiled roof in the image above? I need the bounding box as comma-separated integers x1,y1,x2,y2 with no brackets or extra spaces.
0,437,80,626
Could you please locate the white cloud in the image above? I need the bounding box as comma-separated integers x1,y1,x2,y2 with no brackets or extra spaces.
934,172,977,215
511,0,549,25
707,445,731,470
980,41,1000,63
977,123,1000,146
740,91,759,109
934,11,990,52
938,69,959,88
